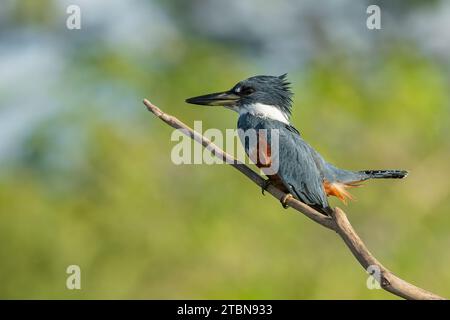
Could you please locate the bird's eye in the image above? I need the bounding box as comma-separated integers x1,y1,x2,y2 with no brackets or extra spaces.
239,86,255,96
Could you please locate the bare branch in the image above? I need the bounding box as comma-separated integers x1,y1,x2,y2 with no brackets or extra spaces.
143,98,445,300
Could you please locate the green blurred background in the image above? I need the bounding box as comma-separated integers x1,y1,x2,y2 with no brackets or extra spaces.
0,0,449,299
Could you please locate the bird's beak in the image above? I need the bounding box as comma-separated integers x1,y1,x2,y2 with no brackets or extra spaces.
185,90,240,107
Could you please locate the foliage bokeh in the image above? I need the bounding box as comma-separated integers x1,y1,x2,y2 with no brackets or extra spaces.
0,0,449,299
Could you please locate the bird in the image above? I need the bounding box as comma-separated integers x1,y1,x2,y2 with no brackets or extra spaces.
185,74,408,215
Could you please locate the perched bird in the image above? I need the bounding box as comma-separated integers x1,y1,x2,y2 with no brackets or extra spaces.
186,74,408,215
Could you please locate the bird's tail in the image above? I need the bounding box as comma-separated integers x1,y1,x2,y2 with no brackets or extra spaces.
322,168,409,205
359,169,408,179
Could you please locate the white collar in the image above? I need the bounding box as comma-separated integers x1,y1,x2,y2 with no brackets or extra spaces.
239,103,290,124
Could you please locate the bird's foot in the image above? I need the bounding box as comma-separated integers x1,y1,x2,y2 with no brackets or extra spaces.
280,193,293,209
261,179,271,195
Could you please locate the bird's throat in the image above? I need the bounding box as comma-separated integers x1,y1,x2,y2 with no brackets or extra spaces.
239,103,290,124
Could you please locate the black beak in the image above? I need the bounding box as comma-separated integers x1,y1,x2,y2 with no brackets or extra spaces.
185,90,240,107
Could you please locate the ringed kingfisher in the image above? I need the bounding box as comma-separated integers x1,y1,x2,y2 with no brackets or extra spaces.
186,74,408,215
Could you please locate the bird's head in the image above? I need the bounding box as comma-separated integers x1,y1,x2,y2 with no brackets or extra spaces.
186,74,293,124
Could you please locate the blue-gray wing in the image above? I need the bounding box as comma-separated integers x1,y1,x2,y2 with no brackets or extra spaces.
274,126,329,208
237,114,329,209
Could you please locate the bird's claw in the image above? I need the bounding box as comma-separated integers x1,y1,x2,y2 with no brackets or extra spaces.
280,193,293,209
261,179,271,195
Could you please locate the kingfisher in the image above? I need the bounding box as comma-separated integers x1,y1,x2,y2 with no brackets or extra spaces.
186,74,408,215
